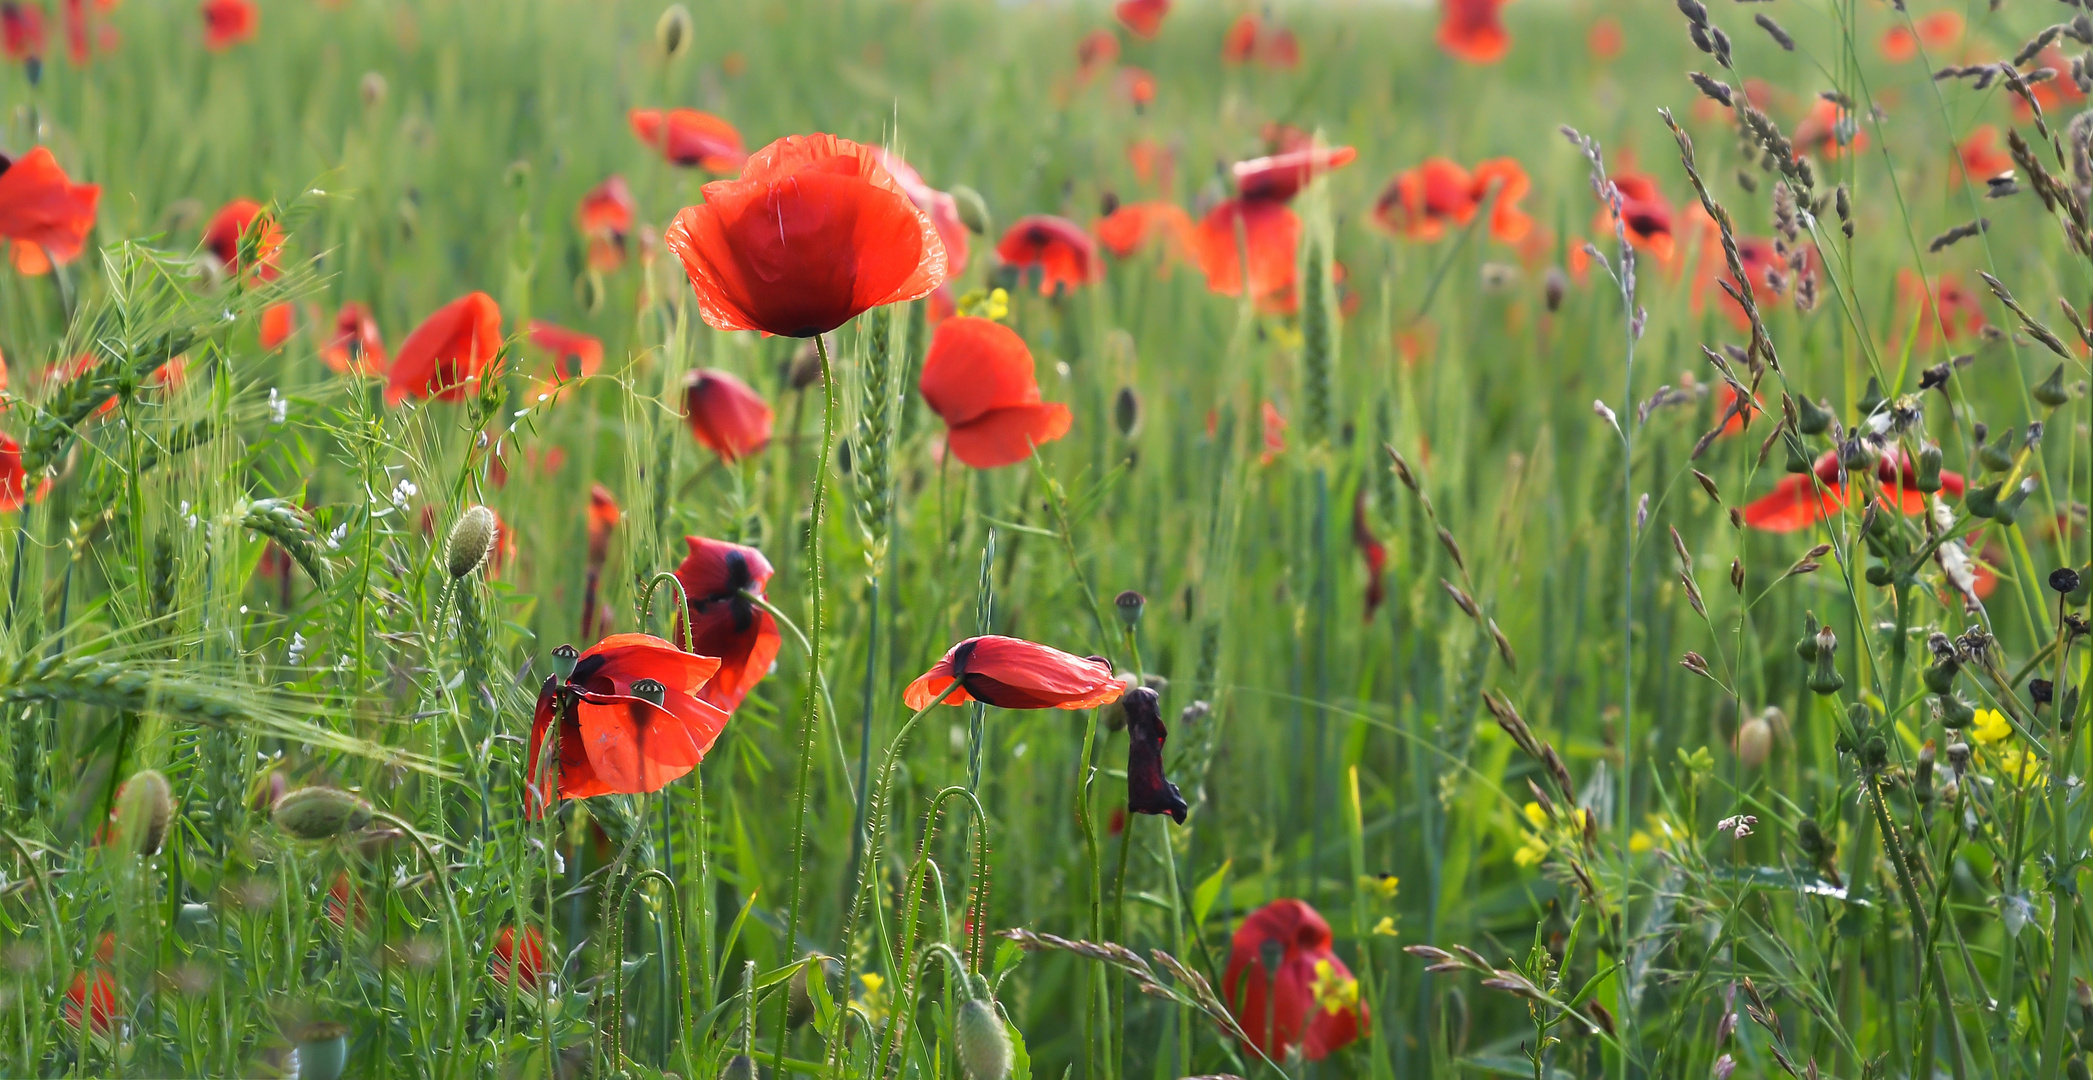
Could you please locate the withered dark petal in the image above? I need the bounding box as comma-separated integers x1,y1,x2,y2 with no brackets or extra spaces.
1123,687,1188,824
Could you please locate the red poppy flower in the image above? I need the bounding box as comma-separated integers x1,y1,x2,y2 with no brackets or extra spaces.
202,198,282,280
1374,157,1532,244
0,433,43,511
1093,200,1195,261
527,320,602,383
1880,11,1962,61
1259,26,1301,68
627,109,747,173
0,147,100,275
683,369,773,462
1742,449,1967,531
579,175,636,273
62,970,118,1032
1233,145,1356,203
322,302,386,376
904,635,1124,710
918,317,1072,468
1588,15,1623,61
1713,381,1764,436
997,215,1104,296
1221,14,1259,63
1689,214,1796,330
385,292,502,405
1122,687,1188,823
1438,0,1511,64
1114,65,1156,107
324,870,366,928
200,0,254,50
872,147,970,277
1259,400,1287,465
1593,172,1675,261
492,925,545,991
1223,899,1365,1061
260,303,294,350
526,633,731,811
666,133,948,338
1192,198,1299,304
586,483,618,567
1898,269,1987,347
59,0,80,64
1957,124,2012,182
1077,27,1120,78
3,2,45,61
671,535,782,712
1126,138,1174,188
2023,48,2086,114
1353,488,1386,621
1793,98,1866,160
1115,0,1168,38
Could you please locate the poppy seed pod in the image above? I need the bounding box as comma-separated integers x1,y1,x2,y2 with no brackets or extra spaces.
360,71,387,109
631,678,668,707
1915,442,1943,493
951,185,991,236
1807,627,1843,695
655,4,692,58
1979,428,2017,474
550,643,580,680
1115,590,1146,628
1113,386,1142,438
1736,714,1772,767
446,505,498,579
1544,266,1567,312
116,769,174,857
720,1054,757,1080
2034,363,2070,408
272,787,374,841
955,997,1013,1080
2052,567,2084,596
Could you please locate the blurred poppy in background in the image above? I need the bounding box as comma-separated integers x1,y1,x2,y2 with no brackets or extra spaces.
579,175,636,272
3,2,45,62
919,316,1072,468
0,147,99,275
997,215,1104,295
528,320,603,382
1093,200,1195,261
1374,157,1532,243
1439,0,1511,63
202,198,281,280
1223,899,1365,1060
873,147,970,277
1742,449,1966,532
1115,0,1167,38
904,636,1124,710
200,0,255,51
322,303,386,376
491,926,545,991
1879,11,1961,61
386,292,502,405
1593,171,1676,261
682,369,773,462
629,108,746,172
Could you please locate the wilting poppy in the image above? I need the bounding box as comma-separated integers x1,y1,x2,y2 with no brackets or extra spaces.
1374,157,1533,244
322,302,386,376
1588,15,1623,61
1077,27,1120,79
904,636,1125,710
200,0,254,50
0,433,43,511
260,303,295,350
628,109,746,173
666,133,948,338
1223,899,1365,1061
1121,686,1188,823
491,925,545,991
1957,125,2012,182
1193,198,1299,304
872,148,969,277
1593,172,1675,261
3,2,45,61
0,147,99,275
1352,489,1386,621
202,198,282,281
1438,0,1511,64
918,316,1072,468
1221,13,1259,63
1742,449,1967,532
1879,11,1962,62
672,535,782,712
385,292,502,405
1094,200,1196,261
1115,0,1168,38
682,369,773,462
1233,145,1356,203
526,633,731,811
528,320,602,383
1793,98,1866,160
997,215,1104,296
62,970,118,1032
579,175,636,273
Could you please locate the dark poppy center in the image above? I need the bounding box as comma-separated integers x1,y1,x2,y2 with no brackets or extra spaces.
0,152,11,178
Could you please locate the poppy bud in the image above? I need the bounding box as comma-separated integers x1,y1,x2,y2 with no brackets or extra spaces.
1979,428,2016,473
446,505,498,579
655,3,692,58
631,678,668,707
1856,376,1884,419
116,769,174,857
954,996,1012,1080
1544,267,1567,312
1915,442,1943,493
1796,395,1834,436
1736,713,1772,767
551,643,579,680
1794,612,1821,662
24,57,40,87
1808,627,1843,696
1964,481,2002,519
1115,590,1146,628
1940,694,1975,729
1923,657,1959,694
1113,386,1142,438
272,787,374,841
360,71,386,108
1992,477,2036,523
950,185,991,236
2034,363,2070,408
720,1054,757,1080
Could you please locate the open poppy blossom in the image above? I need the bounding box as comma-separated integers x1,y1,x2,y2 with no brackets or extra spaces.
385,292,502,405
1093,200,1195,261
0,147,100,275
3,3,43,62
1192,198,1299,305
666,133,948,338
1742,449,1968,532
1374,157,1533,244
1121,686,1188,823
491,925,545,991
63,969,118,1032
1353,488,1387,621
683,369,773,462
872,148,970,277
1233,145,1357,203
1898,269,1986,347
1221,13,1259,63
322,302,386,376
579,175,636,273
672,535,782,712
1438,0,1511,63
527,320,602,383
903,636,1124,710
202,198,282,281
1223,899,1365,1061
259,303,295,350
1077,27,1120,79
525,633,731,812
1957,125,2012,182
918,316,1072,468
1115,0,1168,38
200,0,255,50
628,109,746,173
997,215,1104,296
1793,98,1866,160
1594,172,1675,261
1880,11,1962,62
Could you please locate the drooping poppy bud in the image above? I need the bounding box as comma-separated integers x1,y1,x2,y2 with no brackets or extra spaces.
115,768,173,857
655,3,691,58
904,636,1125,710
272,787,374,841
1123,687,1187,823
683,369,774,463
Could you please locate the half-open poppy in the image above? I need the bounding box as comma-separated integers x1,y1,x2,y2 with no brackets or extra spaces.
919,316,1072,468
903,636,1124,710
525,633,730,812
997,215,1104,295
1438,0,1511,63
1192,198,1299,304
579,175,636,273
1115,0,1168,38
0,147,99,275
872,148,970,277
1223,899,1365,1060
3,2,44,62
1233,145,1356,203
385,292,502,405
683,369,773,462
1593,172,1675,261
1880,11,1962,61
628,109,747,173
1121,686,1188,823
491,925,545,991
322,302,386,376
1374,157,1532,243
1093,200,1195,261
672,535,781,712
200,0,254,50
202,198,282,281
666,133,948,338
1742,449,1967,532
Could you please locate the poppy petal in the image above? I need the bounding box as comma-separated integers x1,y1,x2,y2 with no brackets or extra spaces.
919,317,1045,428
948,404,1074,468
1742,476,1845,532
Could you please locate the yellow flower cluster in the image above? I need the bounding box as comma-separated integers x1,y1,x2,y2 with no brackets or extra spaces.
1971,708,2012,746
1310,958,1360,1015
1515,802,1589,868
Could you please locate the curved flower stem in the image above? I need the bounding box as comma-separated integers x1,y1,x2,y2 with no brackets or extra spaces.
743,590,851,805
877,787,989,1078
638,571,690,650
369,810,463,1047
606,868,690,1074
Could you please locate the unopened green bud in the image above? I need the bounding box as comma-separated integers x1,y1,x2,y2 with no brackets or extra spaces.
1794,612,1822,662
2034,363,2071,408
1865,563,1895,587
656,4,693,58
116,769,174,857
446,505,498,579
1992,478,2035,523
950,185,990,236
1979,428,2017,474
1808,627,1844,695
1964,481,2002,520
1923,658,1959,694
1796,395,1835,436
955,998,1013,1080
1856,376,1885,419
1784,438,1813,475
1940,694,1976,729
1915,442,1943,493
272,787,373,841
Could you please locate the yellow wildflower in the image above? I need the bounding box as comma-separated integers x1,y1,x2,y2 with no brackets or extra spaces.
857,972,890,1022
1629,830,1653,854
1522,801,1549,829
1514,832,1549,867
1310,958,1360,1015
1360,873,1400,900
1997,747,2041,786
1971,708,2012,746
1371,916,1399,937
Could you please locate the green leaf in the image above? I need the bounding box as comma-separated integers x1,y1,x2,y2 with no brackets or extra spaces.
1191,858,1232,928
1008,1014,1032,1080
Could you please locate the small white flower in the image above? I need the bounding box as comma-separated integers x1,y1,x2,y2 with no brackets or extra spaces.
389,479,418,508
1715,814,1757,839
267,387,288,426
287,632,308,664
